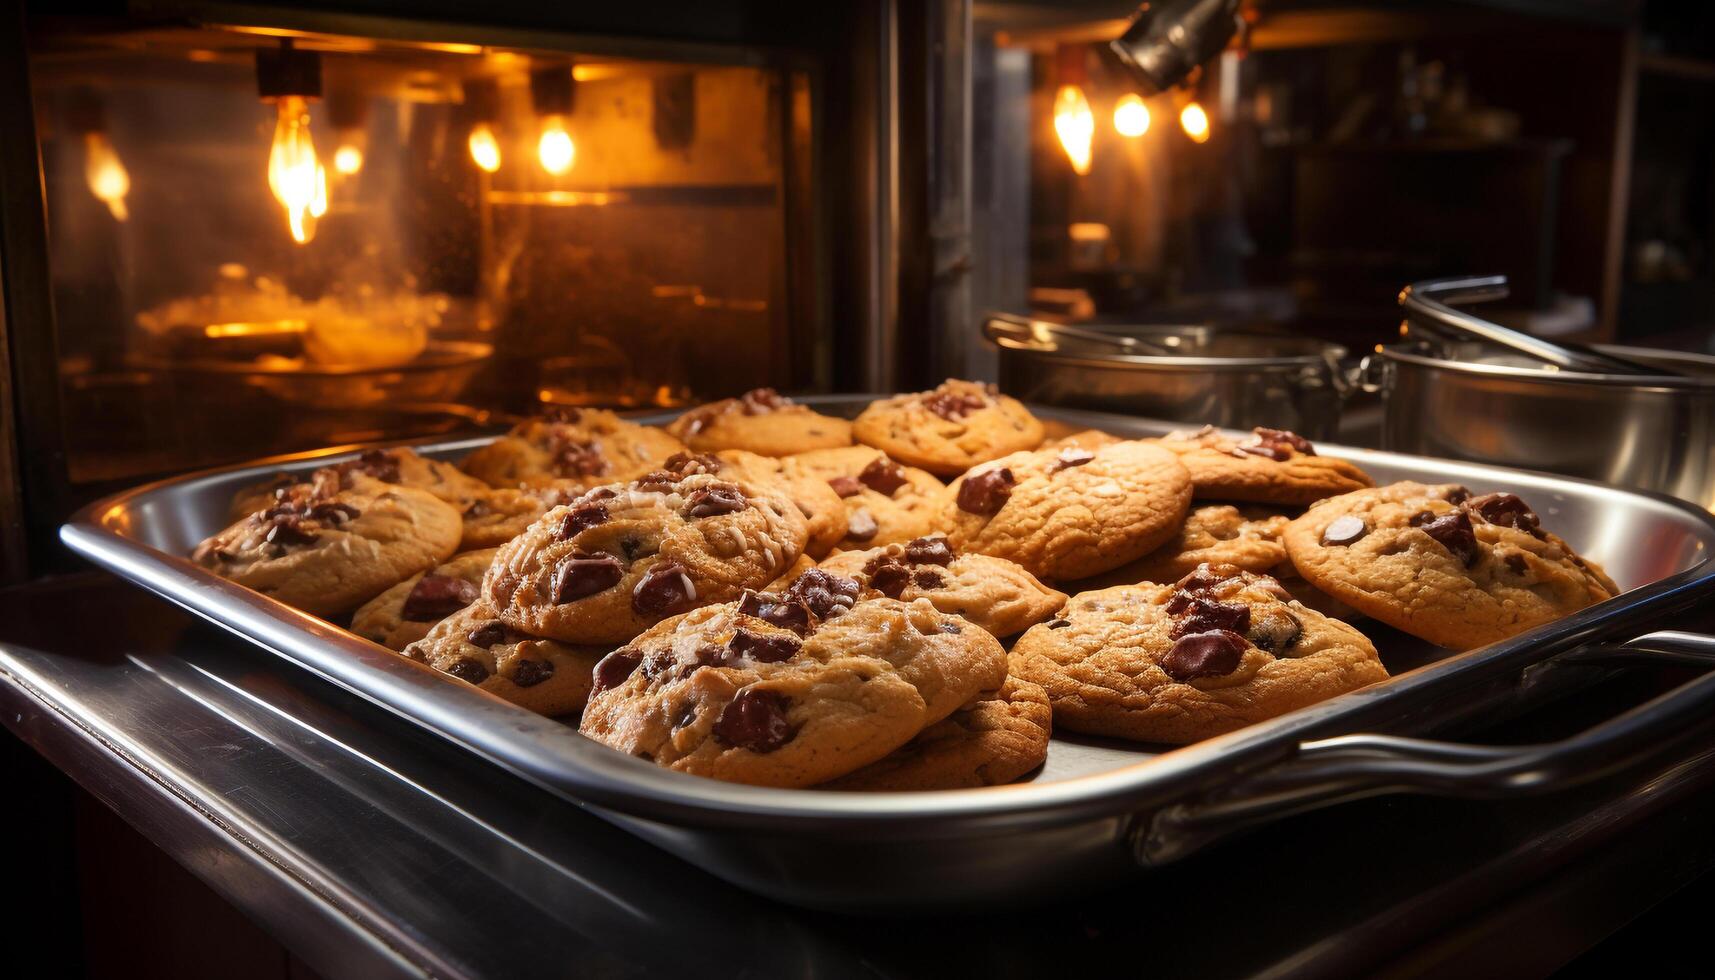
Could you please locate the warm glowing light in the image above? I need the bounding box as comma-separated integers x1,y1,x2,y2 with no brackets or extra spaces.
1180,101,1211,143
1113,94,1151,138
537,115,575,175
83,132,130,221
267,95,328,244
332,143,363,175
468,123,501,173
1053,85,1094,176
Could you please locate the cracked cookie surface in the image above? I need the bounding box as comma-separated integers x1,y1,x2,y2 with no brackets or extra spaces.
484,470,809,644
1010,565,1387,743
1282,482,1619,650
578,571,1006,787
938,440,1192,581
853,379,1045,476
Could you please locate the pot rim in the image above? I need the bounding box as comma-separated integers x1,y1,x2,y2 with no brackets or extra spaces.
990,330,1348,371
1378,342,1715,391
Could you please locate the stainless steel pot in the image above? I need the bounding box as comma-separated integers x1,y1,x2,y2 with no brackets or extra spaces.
1372,342,1715,511
983,314,1350,438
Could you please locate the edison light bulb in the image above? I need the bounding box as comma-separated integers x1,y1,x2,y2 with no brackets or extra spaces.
537,114,575,175
267,95,328,244
1053,85,1095,176
1113,94,1151,138
1180,101,1211,144
83,131,130,221
332,143,363,175
468,122,501,173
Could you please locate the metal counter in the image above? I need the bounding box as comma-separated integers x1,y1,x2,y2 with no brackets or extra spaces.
8,573,1715,978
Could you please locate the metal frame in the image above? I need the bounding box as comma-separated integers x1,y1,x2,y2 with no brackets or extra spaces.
57,399,1715,908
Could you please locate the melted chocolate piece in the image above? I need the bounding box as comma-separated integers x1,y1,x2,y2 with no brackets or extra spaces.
865,557,913,599
711,688,798,753
913,568,945,590
555,502,610,540
264,518,318,548
309,501,360,525
553,440,609,478
1465,492,1542,536
663,451,723,475
444,657,490,685
956,467,1015,515
1253,427,1315,455
632,562,695,616
684,483,746,518
739,388,789,414
1169,597,1252,640
827,476,864,498
782,568,862,620
903,536,955,566
1237,442,1291,462
400,575,480,621
616,534,655,562
1046,619,1071,630
344,449,402,484
673,701,699,730
1417,510,1478,566
846,509,879,541
466,622,509,648
858,457,909,496
1321,515,1368,547
737,589,813,635
1160,630,1248,682
632,471,680,493
1173,564,1236,596
1052,448,1096,472
1247,608,1302,653
510,658,555,687
727,628,801,664
1442,485,1473,505
591,648,643,695
1504,552,1529,575
552,553,625,604
922,390,987,421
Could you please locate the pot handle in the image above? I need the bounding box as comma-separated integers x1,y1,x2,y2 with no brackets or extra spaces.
1132,630,1715,866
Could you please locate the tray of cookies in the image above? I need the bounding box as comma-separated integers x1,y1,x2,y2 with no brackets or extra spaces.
60,385,1715,909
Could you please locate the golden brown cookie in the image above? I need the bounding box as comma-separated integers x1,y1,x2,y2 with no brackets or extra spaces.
578,570,1007,787
1282,483,1619,650
1078,505,1290,589
816,536,1066,638
1011,565,1388,743
351,549,497,651
665,388,853,456
853,379,1046,476
1151,425,1373,506
193,471,462,617
786,446,947,550
938,440,1192,581
403,602,607,717
228,447,489,521
484,471,809,645
821,677,1051,791
459,407,685,489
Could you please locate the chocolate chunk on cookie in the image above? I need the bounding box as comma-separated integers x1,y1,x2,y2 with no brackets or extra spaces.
351,549,497,651
786,446,947,550
817,536,1066,638
403,602,608,717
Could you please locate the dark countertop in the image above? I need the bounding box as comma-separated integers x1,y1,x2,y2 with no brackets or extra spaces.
7,573,1715,979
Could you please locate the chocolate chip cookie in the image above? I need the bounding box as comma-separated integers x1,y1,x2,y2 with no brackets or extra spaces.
228,446,490,521
578,570,1007,787
403,602,607,717
665,388,853,456
1011,564,1388,743
939,440,1193,581
683,450,849,558
484,471,810,645
816,536,1066,638
786,446,947,550
460,407,685,489
853,379,1046,476
1151,425,1373,506
194,471,463,617
821,677,1051,791
1283,482,1620,650
1078,504,1290,589
352,548,497,651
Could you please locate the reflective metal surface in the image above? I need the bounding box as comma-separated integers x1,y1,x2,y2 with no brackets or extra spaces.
1376,343,1715,511
984,317,1350,438
58,399,1715,909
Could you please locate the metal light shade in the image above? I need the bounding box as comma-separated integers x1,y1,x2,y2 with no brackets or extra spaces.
1109,0,1241,94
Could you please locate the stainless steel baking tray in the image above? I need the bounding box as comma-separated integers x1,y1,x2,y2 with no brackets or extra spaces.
61,398,1715,910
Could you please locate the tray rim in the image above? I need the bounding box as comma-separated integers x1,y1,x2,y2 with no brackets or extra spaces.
60,399,1715,837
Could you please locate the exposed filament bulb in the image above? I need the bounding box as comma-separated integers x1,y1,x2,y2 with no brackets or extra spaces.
537,114,575,175
267,95,329,244
469,122,501,173
84,131,130,221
